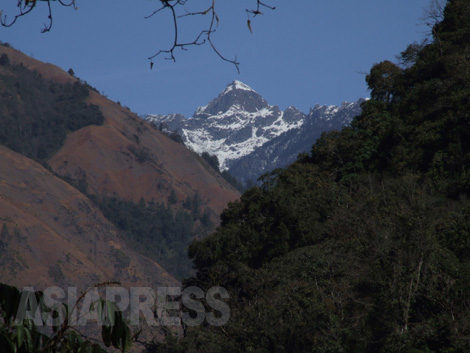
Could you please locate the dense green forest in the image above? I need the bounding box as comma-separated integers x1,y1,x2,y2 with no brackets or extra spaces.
152,1,470,352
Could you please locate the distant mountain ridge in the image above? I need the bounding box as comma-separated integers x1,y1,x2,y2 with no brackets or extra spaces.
145,80,364,183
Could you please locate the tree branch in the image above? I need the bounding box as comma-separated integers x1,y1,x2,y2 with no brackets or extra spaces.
1,0,77,32
246,0,276,17
0,0,36,28
147,0,241,72
1,0,275,72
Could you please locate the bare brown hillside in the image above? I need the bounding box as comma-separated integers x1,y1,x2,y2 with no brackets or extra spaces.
0,145,177,289
0,44,240,289
0,45,239,216
48,100,238,214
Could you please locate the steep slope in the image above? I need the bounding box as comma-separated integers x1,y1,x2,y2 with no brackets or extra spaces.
0,45,239,215
47,99,238,214
49,84,238,217
145,81,363,183
0,44,240,283
0,145,177,289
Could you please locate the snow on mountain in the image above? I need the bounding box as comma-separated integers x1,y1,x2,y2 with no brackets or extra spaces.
145,81,364,183
228,100,365,183
147,81,305,171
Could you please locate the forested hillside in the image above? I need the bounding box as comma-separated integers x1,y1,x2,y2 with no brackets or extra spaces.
0,52,104,162
154,1,470,352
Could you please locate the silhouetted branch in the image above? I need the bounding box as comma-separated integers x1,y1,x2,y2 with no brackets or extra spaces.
1,0,274,72
0,0,36,28
147,0,274,72
41,0,53,33
205,5,240,73
1,0,77,30
147,0,240,72
246,0,276,17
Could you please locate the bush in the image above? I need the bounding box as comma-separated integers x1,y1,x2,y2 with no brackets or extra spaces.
0,53,9,66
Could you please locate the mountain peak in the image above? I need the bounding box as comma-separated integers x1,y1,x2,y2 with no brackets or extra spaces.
222,80,256,95
194,81,269,117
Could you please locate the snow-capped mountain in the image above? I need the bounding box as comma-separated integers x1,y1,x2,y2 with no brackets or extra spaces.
228,100,364,183
145,80,364,184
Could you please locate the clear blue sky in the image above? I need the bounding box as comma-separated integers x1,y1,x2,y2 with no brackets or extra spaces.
1,0,432,117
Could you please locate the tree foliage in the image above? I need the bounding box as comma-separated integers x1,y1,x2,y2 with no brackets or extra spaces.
0,59,104,162
0,282,132,353
151,1,470,351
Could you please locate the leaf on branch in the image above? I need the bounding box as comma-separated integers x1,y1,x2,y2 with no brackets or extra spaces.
247,19,252,33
